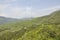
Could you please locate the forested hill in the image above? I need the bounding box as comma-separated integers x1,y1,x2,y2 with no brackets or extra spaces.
0,16,18,24
40,10,60,24
45,10,60,24
0,10,60,40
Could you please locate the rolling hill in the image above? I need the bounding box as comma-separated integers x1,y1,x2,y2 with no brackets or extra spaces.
0,16,18,24
0,10,60,40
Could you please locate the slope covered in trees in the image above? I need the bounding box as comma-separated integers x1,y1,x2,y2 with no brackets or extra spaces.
0,10,60,40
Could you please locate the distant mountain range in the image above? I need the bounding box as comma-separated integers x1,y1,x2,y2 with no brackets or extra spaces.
0,16,18,24
0,16,33,24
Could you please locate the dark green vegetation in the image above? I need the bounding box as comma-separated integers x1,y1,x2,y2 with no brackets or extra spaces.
0,10,60,40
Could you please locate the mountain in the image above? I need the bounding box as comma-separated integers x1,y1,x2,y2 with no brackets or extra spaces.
0,16,18,24
47,10,60,24
0,10,60,40
33,10,60,24
0,16,33,24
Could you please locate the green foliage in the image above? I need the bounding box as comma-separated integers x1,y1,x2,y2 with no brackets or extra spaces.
0,10,60,40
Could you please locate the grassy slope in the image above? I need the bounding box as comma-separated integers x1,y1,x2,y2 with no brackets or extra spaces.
0,10,60,40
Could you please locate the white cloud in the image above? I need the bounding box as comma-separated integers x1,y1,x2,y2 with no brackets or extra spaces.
0,4,60,18
31,5,60,17
5,7,32,18
0,4,9,10
0,13,6,16
0,0,17,3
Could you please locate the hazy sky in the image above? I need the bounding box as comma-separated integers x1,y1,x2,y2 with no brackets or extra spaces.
0,0,60,18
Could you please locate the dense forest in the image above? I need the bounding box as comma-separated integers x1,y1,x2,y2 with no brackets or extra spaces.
0,10,60,40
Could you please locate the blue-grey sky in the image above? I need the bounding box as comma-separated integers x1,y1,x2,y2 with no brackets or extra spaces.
0,0,60,18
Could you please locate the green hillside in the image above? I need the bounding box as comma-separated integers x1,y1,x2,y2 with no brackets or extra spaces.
0,10,60,40
44,10,60,24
